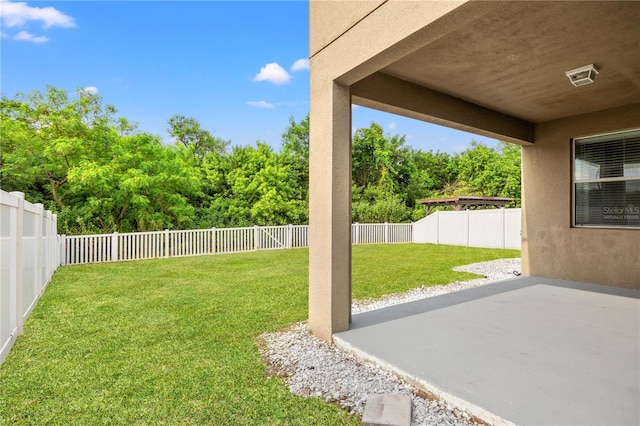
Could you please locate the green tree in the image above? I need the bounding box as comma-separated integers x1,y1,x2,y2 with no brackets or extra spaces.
207,142,307,227
167,115,228,165
350,122,416,222
453,141,521,206
402,150,454,206
352,122,409,194
2,86,522,233
0,86,123,210
1,87,202,233
280,115,310,203
63,134,201,233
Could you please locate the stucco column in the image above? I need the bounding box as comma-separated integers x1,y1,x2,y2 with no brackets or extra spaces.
520,147,530,277
308,78,352,342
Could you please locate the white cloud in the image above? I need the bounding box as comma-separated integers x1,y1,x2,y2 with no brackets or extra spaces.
0,0,76,29
388,122,397,130
247,100,275,109
253,62,291,85
81,86,99,94
452,145,467,152
276,100,308,109
14,30,47,43
290,58,309,72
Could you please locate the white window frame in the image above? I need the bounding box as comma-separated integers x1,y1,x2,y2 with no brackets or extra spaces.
572,129,640,229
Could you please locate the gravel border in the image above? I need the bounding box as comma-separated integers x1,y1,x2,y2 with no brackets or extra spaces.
258,258,521,425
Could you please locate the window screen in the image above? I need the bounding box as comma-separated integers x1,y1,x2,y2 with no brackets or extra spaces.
574,129,640,228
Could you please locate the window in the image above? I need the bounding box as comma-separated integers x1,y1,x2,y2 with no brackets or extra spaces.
573,129,640,228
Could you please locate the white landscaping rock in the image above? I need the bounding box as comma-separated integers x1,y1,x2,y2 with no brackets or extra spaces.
258,258,521,425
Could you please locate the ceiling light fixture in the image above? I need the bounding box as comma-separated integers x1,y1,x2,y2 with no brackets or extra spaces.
565,64,599,87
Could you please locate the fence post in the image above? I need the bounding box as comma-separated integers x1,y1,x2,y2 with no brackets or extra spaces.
384,222,389,244
164,229,170,258
287,224,293,249
53,214,59,269
465,209,471,247
253,226,259,251
10,192,25,336
60,235,66,266
34,203,44,296
111,232,119,262
501,207,506,249
435,211,440,245
44,211,52,281
211,228,216,254
354,223,359,245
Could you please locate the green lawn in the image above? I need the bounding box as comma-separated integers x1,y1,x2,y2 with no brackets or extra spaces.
0,244,519,425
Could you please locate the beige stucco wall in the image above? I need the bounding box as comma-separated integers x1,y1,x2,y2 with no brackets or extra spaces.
310,0,470,84
308,0,472,339
310,0,385,57
522,103,640,288
309,1,639,341
308,79,352,341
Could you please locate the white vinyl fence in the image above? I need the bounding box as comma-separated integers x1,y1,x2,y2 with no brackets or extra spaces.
352,222,413,245
413,208,521,249
61,210,520,267
62,222,413,266
1,190,61,364
1,200,519,365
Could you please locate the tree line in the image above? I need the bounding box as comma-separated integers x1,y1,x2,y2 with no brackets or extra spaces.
0,86,521,234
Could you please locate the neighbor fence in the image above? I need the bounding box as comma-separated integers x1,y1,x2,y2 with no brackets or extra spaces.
60,208,522,267
1,190,61,364
413,208,521,249
62,222,414,266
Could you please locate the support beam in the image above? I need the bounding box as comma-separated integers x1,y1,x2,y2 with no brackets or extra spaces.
311,0,476,85
352,72,535,145
308,79,352,342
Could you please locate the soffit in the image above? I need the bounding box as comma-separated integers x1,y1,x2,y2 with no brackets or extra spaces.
381,1,640,123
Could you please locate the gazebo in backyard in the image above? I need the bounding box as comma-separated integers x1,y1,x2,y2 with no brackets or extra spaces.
419,196,513,215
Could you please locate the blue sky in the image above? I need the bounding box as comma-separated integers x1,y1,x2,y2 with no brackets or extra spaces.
1,0,498,153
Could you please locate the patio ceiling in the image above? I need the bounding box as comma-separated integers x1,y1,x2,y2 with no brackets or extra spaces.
366,1,640,124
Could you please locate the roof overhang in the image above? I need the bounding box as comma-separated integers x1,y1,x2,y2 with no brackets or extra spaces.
336,1,640,140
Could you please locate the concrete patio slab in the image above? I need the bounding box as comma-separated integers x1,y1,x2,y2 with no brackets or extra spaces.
334,277,640,426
